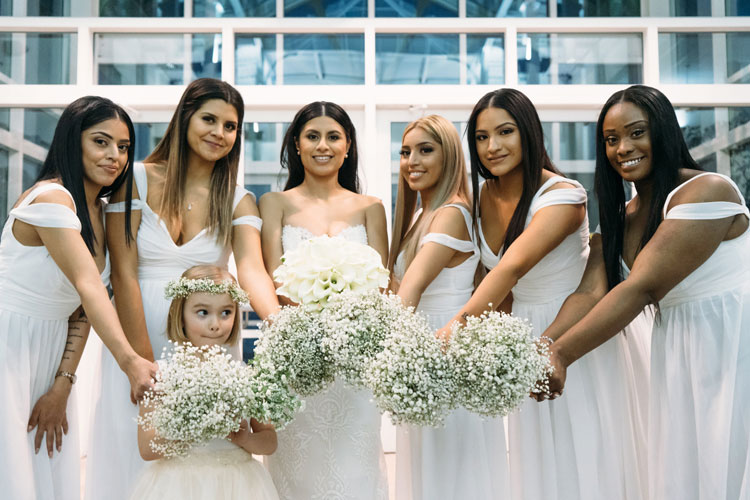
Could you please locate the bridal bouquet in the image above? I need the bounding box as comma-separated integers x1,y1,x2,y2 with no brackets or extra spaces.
365,309,455,426
273,235,389,311
447,311,552,417
138,343,282,458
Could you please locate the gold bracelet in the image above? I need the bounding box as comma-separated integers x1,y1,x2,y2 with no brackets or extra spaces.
55,370,77,385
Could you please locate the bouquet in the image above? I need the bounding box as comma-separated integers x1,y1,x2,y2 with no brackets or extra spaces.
137,343,260,458
273,235,389,311
365,308,455,426
447,311,552,418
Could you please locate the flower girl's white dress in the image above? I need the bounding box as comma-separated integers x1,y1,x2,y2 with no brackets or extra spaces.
87,163,262,500
393,204,510,500
479,177,647,500
0,184,109,500
265,224,388,500
129,438,279,500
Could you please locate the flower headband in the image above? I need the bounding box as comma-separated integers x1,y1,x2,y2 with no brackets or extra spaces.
164,277,249,305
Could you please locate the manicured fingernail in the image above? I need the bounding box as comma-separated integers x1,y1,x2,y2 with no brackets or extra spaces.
35,447,39,454
27,425,32,432
48,451,52,458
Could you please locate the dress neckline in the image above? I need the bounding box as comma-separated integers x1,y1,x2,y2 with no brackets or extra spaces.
282,224,366,239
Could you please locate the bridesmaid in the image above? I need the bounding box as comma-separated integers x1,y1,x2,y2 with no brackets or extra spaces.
390,115,510,500
260,101,389,500
86,78,279,500
434,88,627,500
0,96,155,500
543,85,750,500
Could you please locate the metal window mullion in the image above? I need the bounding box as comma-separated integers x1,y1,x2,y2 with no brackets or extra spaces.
276,33,284,85
183,33,192,84
222,26,235,84
642,25,659,86
504,26,517,86
184,0,194,18
459,32,467,85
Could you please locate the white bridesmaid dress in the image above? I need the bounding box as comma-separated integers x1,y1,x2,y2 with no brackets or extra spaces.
479,176,644,500
265,224,389,500
86,163,262,500
0,183,109,500
393,204,511,500
647,172,750,500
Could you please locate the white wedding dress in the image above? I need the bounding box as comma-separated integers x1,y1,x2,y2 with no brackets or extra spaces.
86,163,262,500
393,204,510,500
0,183,109,500
480,176,644,500
265,224,389,500
647,173,750,500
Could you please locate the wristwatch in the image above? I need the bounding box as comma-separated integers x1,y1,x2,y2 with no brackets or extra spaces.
55,370,77,385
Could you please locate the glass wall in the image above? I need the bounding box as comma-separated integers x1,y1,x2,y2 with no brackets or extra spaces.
0,33,76,84
660,32,750,84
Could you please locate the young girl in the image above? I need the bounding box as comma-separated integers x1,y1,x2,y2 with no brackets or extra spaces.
130,265,280,500
260,101,389,500
390,115,510,500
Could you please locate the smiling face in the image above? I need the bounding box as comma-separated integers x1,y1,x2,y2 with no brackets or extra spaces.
474,107,523,178
182,292,236,347
186,99,239,165
602,101,653,182
80,118,131,189
295,116,350,179
399,126,444,196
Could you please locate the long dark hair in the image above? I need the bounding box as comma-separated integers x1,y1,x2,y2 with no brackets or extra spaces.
280,101,360,193
595,85,701,289
146,78,244,246
467,88,559,250
35,95,135,254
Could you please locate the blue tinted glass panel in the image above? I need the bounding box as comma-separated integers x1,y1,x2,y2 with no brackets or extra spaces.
727,0,750,15
194,0,275,16
675,107,715,148
0,33,76,84
236,35,277,85
467,34,504,84
9,0,73,15
729,107,750,131
95,34,221,85
559,122,596,161
730,142,750,208
558,0,639,16
134,123,168,162
727,33,750,83
0,147,7,224
284,35,364,85
24,109,62,150
518,33,642,84
376,0,457,17
100,0,183,16
659,33,713,83
23,156,43,191
377,34,459,84
671,0,711,16
0,109,9,131
244,122,290,195
467,0,546,17
285,0,366,17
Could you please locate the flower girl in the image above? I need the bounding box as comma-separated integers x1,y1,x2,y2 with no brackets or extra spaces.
129,265,280,500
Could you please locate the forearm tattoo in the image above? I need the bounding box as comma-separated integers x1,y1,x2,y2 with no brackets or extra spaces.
64,308,89,361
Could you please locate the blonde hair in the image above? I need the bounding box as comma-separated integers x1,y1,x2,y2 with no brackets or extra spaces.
388,115,472,274
166,264,242,346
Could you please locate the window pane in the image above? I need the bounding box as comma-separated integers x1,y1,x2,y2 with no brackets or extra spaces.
134,123,168,162
670,0,711,16
660,32,750,84
6,0,75,15
467,0,547,17
194,0,275,17
100,0,183,16
236,35,277,85
558,0,639,16
284,35,364,85
376,0,457,17
244,122,290,198
467,35,505,84
729,107,750,131
675,107,716,148
726,0,750,15
0,147,8,224
23,156,43,191
285,0,366,17
518,33,642,84
0,33,76,84
730,142,750,207
377,34,460,84
24,109,62,150
95,34,222,85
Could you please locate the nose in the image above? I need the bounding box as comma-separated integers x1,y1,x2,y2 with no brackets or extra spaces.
487,135,501,153
208,315,220,331
210,123,224,139
316,138,331,152
617,137,634,157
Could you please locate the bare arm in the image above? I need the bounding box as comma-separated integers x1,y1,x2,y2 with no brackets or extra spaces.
259,192,285,279
229,418,278,456
233,194,280,320
364,199,389,267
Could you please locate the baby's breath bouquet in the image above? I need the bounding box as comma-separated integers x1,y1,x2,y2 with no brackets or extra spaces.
253,305,335,396
273,235,389,311
365,310,455,427
137,343,259,458
320,289,408,387
246,359,303,427
447,311,552,417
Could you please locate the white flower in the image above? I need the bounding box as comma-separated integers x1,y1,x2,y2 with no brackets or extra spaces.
273,235,389,310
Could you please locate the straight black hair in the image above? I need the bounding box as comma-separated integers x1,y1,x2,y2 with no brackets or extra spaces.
35,95,135,254
466,88,559,250
595,85,701,289
281,101,360,193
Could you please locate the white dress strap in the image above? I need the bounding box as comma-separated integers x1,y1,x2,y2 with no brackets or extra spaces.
419,204,477,254
664,172,750,220
531,176,587,212
232,215,263,231
10,184,81,230
105,162,147,213
232,186,254,211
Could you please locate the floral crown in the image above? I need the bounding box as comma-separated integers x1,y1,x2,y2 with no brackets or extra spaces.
164,277,249,305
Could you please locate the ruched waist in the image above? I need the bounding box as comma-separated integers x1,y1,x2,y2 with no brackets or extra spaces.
660,272,750,308
418,290,472,314
512,285,577,305
0,286,79,320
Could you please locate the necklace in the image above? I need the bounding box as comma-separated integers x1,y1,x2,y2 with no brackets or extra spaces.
187,202,192,211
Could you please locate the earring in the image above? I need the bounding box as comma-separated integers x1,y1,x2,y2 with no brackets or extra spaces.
345,153,349,158
296,149,300,155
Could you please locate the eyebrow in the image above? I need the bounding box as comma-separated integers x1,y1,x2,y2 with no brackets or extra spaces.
90,131,131,143
603,120,648,133
201,112,237,125
475,121,516,132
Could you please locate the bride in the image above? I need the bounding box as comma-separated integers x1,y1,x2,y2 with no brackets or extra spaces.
260,101,389,500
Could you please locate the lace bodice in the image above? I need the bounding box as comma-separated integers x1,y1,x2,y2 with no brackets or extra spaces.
281,224,368,252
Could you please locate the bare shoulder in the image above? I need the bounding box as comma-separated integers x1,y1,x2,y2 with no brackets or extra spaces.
233,190,261,217
428,204,471,239
258,190,287,215
359,193,384,210
669,170,742,208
